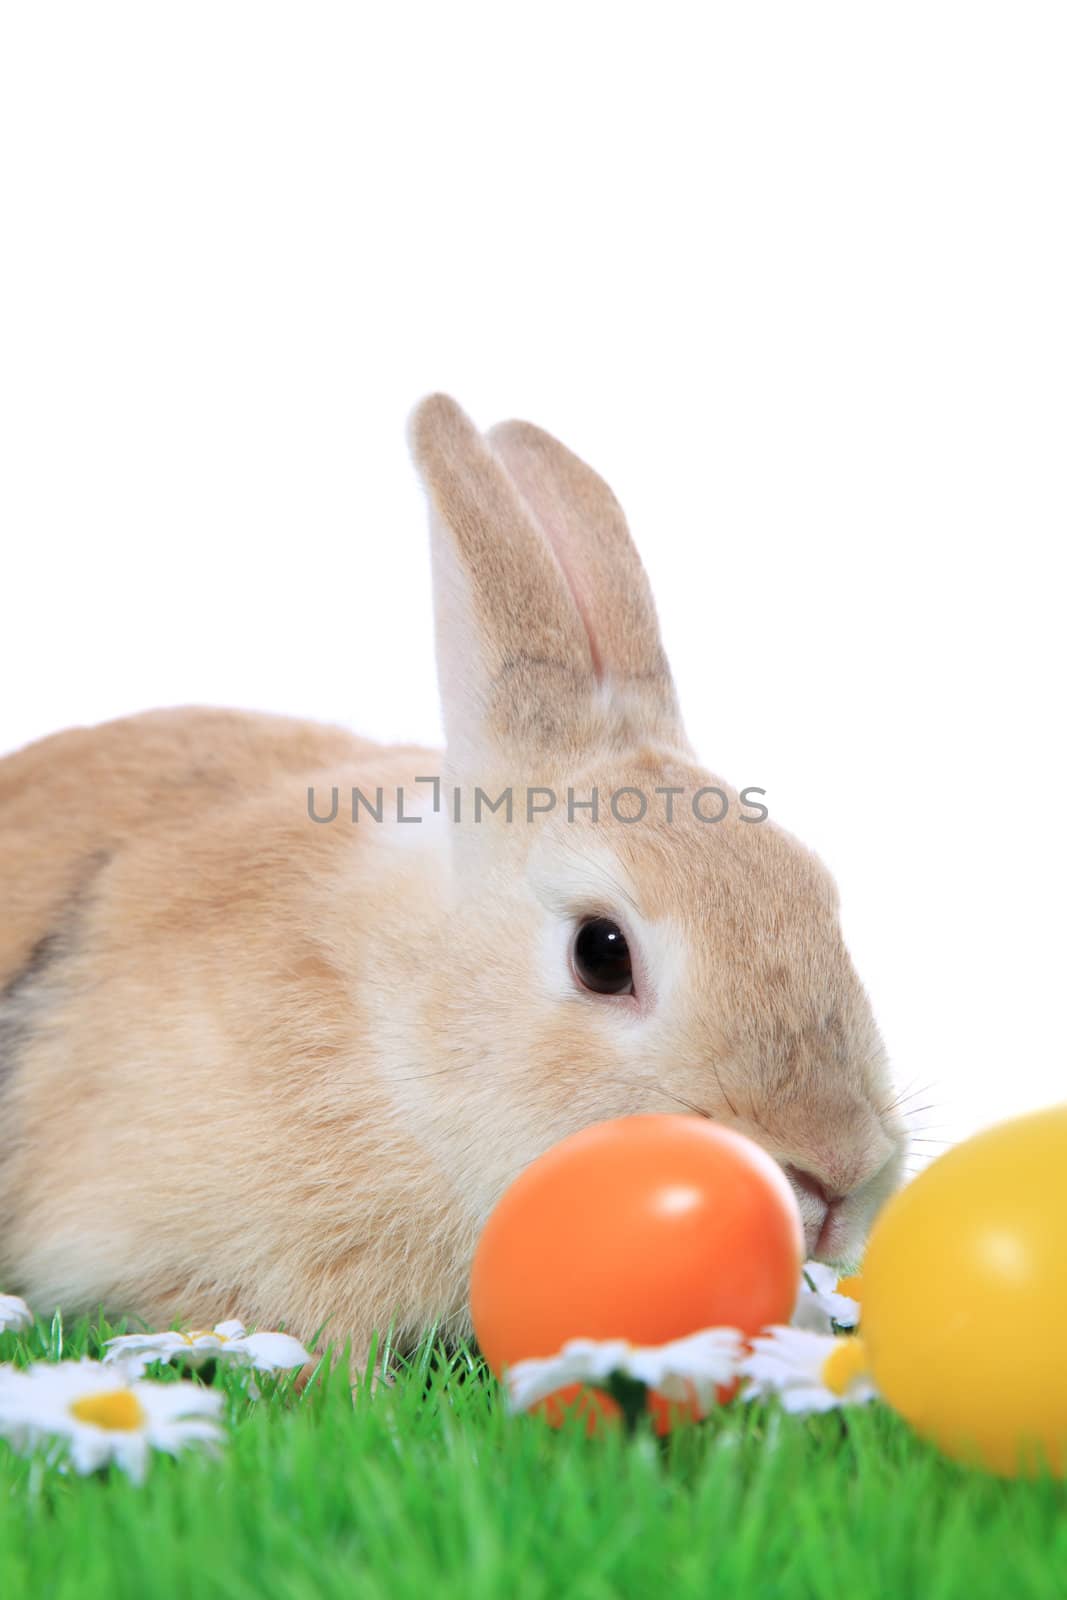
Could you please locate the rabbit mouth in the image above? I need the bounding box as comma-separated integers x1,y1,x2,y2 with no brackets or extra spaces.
800,1196,864,1265
782,1164,836,1258
809,1200,846,1260
795,1200,832,1259
782,1139,903,1264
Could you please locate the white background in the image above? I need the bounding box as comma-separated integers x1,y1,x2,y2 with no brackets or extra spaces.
2,5,1064,1152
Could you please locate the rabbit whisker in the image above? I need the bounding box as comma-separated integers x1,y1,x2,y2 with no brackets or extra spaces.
878,1077,937,1113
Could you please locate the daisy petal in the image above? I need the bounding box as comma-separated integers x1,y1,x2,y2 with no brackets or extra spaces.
233,1332,313,1371
792,1262,861,1333
505,1339,632,1413
626,1328,744,1410
212,1320,248,1341
103,1320,311,1375
739,1325,876,1413
506,1328,745,1418
0,1359,227,1480
0,1294,34,1335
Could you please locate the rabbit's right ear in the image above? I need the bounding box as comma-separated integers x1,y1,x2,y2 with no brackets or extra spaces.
410,395,600,775
409,395,688,778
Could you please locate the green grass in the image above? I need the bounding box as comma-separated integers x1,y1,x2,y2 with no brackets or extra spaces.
1,1316,1065,1600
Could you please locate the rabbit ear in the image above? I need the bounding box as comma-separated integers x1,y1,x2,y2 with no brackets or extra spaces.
411,394,595,774
487,415,686,749
409,395,687,776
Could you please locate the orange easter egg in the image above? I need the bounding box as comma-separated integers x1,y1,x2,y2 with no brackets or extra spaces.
471,1114,804,1430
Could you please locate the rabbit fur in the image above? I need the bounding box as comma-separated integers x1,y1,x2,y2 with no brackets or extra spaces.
0,395,907,1353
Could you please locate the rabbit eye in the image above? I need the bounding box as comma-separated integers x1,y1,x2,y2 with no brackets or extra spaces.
572,918,634,996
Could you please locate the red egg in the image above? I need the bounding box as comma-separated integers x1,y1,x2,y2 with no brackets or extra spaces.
471,1114,804,1430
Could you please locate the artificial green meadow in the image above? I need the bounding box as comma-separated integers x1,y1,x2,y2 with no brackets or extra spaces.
1,1315,1065,1600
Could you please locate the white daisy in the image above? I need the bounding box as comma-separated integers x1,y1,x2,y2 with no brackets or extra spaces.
103,1319,312,1378
791,1262,861,1334
505,1327,745,1417
0,1359,224,1482
740,1326,877,1412
0,1295,33,1335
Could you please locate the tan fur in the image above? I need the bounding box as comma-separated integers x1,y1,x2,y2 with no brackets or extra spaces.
0,397,907,1353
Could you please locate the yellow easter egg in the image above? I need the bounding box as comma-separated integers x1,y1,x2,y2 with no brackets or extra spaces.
862,1104,1067,1477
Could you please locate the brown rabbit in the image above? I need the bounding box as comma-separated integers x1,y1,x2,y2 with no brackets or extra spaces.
0,396,907,1352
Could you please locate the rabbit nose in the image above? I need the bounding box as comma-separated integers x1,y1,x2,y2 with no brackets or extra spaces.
784,1164,846,1256
784,1164,845,1207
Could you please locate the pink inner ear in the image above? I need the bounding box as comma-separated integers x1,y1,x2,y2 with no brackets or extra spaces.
491,441,605,683
538,516,604,681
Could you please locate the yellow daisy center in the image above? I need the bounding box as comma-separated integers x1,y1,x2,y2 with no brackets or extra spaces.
821,1337,869,1397
69,1390,147,1431
835,1273,863,1303
182,1330,228,1344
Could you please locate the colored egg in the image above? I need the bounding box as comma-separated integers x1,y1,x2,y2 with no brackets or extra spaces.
862,1103,1067,1477
470,1113,804,1428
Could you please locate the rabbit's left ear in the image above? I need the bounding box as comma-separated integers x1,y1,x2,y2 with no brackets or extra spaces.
410,395,690,780
488,416,688,753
